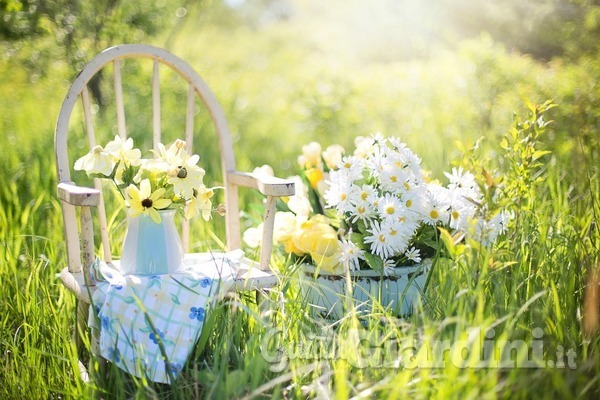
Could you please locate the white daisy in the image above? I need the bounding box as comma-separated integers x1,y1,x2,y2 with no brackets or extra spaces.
404,247,422,263
364,220,396,259
377,193,405,222
324,171,359,212
338,237,365,271
445,167,481,201
336,155,365,181
419,185,451,226
347,201,377,224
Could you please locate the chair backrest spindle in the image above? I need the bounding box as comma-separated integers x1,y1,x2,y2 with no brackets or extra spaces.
114,60,127,138
152,59,161,151
82,86,113,261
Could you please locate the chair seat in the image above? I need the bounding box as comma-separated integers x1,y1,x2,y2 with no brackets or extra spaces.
60,253,279,303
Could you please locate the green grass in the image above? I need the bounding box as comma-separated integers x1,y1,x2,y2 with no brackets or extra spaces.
1,8,600,399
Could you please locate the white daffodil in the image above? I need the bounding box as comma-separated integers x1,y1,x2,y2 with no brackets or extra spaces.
126,179,172,223
104,135,142,166
185,186,214,221
168,163,206,199
157,139,201,170
74,145,115,176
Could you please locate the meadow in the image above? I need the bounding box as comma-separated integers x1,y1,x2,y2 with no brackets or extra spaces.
1,2,600,398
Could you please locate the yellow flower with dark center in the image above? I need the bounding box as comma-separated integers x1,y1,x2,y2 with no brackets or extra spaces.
126,179,172,223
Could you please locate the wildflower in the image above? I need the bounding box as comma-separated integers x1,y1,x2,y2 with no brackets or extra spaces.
338,236,365,271
104,135,142,166
323,171,358,212
126,179,172,223
405,247,422,263
445,167,481,200
419,185,451,226
377,193,405,222
364,220,396,259
74,145,115,176
185,186,214,221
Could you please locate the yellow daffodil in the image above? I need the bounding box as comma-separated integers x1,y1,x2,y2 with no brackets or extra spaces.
126,179,172,223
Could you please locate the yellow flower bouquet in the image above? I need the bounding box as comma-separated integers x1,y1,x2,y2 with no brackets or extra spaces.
74,136,218,274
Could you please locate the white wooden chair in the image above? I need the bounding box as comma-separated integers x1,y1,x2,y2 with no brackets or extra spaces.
55,44,294,378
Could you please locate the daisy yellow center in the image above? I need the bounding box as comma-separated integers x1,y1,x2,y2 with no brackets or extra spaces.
398,216,406,223
385,205,395,215
390,229,398,236
344,162,352,169
378,234,386,243
141,198,153,209
430,209,439,219
404,182,410,190
357,206,366,214
406,199,412,208
390,176,398,183
361,191,368,201
341,193,347,201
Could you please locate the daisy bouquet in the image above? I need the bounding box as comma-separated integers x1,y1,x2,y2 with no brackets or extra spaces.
74,135,215,223
245,134,508,275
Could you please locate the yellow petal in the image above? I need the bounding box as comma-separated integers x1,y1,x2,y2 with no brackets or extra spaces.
148,208,162,224
153,199,172,209
150,187,166,201
126,185,141,204
140,179,151,199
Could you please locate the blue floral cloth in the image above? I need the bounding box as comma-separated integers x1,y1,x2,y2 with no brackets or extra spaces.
90,251,243,384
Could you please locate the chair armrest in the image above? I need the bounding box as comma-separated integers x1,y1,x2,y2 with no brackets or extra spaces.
58,182,101,207
227,171,295,197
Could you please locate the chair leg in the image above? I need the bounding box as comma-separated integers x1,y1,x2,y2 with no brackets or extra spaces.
75,301,89,359
75,300,106,381
91,325,107,379
75,300,90,381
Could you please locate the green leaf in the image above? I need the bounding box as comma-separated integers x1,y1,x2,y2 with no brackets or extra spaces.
438,228,457,259
349,232,366,249
532,150,551,161
170,293,181,305
364,252,383,274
